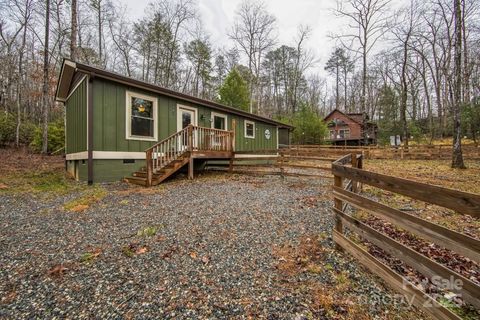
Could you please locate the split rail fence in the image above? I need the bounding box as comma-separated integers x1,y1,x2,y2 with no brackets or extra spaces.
331,153,480,319
286,144,479,160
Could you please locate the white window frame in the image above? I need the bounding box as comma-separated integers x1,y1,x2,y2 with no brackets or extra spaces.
211,112,228,130
125,91,158,142
244,120,255,139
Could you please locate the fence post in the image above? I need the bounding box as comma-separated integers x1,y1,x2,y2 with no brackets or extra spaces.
146,150,153,187
334,173,344,250
279,151,285,179
351,154,358,193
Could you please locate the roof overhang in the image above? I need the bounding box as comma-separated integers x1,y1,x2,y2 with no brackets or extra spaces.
55,59,77,102
54,58,293,129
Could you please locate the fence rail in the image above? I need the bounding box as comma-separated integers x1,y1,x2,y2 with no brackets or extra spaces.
331,153,480,319
283,144,480,160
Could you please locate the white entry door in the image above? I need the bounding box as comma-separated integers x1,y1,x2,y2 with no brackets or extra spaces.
177,105,197,149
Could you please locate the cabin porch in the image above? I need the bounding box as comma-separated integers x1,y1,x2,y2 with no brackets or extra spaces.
124,124,235,187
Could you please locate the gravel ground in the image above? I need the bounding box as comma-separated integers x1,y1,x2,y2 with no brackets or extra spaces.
0,172,423,319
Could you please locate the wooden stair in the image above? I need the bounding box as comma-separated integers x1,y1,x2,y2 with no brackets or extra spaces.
124,124,235,187
124,155,190,187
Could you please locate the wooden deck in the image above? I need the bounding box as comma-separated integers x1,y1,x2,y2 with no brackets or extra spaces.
125,124,235,187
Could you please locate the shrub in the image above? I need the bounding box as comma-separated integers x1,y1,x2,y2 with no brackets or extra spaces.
0,113,16,146
277,104,328,144
30,120,65,153
19,121,37,145
0,113,38,146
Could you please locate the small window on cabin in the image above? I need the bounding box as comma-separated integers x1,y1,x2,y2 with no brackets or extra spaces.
126,91,157,141
212,113,227,130
244,120,255,139
339,129,350,139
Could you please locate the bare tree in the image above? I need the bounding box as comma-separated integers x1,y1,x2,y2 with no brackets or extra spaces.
14,0,33,147
452,0,465,168
335,0,391,113
42,0,50,154
390,1,417,147
291,25,314,113
70,0,77,60
229,0,276,113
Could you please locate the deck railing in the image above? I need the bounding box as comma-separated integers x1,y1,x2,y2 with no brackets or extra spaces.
144,125,234,185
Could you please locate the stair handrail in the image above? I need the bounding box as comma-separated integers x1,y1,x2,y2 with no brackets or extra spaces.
145,124,235,186
145,125,193,186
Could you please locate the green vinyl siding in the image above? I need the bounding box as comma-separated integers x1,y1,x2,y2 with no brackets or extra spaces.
65,77,87,154
231,116,277,151
91,78,279,153
93,159,145,182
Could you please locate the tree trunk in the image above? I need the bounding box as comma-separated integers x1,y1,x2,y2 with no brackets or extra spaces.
361,37,367,113
344,67,348,111
335,64,339,109
42,0,50,154
451,0,465,169
70,0,77,60
15,5,29,147
98,0,102,64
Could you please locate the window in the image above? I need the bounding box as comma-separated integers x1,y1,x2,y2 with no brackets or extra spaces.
339,129,350,139
244,120,255,138
211,112,227,130
126,91,157,141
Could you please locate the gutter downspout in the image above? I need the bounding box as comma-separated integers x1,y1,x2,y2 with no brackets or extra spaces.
87,73,95,185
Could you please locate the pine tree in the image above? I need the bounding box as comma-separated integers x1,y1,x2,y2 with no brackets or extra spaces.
218,68,250,111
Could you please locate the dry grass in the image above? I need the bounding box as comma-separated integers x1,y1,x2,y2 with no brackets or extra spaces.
63,187,108,212
0,148,79,195
272,235,423,319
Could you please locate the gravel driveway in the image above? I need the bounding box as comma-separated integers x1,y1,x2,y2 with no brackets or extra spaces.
0,173,422,319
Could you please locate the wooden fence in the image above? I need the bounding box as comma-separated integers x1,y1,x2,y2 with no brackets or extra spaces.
332,153,480,319
286,144,480,160
205,149,335,178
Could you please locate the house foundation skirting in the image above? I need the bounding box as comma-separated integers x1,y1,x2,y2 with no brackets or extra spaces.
66,151,147,160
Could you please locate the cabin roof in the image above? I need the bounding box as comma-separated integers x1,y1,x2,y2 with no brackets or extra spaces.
323,109,363,125
55,58,293,129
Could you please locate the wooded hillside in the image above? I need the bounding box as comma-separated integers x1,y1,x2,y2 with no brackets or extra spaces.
0,0,478,163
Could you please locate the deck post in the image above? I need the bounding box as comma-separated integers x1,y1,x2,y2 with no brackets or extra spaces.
146,150,153,187
188,125,193,152
229,119,236,173
188,156,194,179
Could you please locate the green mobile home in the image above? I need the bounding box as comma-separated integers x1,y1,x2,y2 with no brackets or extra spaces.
55,59,292,186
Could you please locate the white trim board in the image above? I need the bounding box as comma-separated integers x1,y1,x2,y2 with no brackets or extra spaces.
65,151,279,160
65,74,88,102
66,151,147,160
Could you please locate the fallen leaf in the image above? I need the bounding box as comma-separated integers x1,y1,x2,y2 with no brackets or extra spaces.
0,183,8,189
47,264,68,277
189,251,198,259
136,246,148,254
70,204,89,212
201,256,210,264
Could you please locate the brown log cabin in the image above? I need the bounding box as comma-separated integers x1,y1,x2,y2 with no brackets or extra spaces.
324,109,378,146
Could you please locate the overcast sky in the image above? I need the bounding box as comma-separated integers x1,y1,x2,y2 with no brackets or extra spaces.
119,0,403,78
